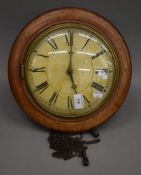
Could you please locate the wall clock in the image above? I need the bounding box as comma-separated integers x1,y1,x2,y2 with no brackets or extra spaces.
8,8,132,132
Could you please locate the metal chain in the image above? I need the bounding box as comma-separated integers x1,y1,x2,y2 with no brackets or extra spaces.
47,129,100,166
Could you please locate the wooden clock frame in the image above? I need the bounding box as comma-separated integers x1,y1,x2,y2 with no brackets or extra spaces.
8,8,132,132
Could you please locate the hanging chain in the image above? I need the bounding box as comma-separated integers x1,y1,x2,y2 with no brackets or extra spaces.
47,129,100,166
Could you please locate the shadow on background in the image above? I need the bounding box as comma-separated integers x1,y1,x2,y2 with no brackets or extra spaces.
99,85,139,132
0,80,49,133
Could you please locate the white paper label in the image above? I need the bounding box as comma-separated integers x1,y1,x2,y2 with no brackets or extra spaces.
97,70,108,80
74,94,84,109
93,91,103,99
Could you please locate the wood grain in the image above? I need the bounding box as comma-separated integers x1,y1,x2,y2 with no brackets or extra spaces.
8,8,132,132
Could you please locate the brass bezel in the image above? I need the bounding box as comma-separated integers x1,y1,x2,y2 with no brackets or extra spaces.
23,23,119,118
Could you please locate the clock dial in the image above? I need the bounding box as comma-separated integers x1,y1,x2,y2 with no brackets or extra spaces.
24,24,117,117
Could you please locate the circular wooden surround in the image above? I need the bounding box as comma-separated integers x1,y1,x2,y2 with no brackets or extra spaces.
8,8,132,132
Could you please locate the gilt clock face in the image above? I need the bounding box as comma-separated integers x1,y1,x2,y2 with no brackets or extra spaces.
8,8,131,131
24,24,117,117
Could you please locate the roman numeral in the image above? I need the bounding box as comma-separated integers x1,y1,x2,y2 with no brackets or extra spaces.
67,96,73,110
30,67,46,72
83,95,90,105
49,92,58,105
47,38,58,50
65,32,73,46
92,50,106,59
36,81,49,93
81,38,90,49
33,50,49,58
92,82,104,92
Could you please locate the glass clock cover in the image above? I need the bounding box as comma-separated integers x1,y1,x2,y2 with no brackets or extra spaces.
24,24,117,118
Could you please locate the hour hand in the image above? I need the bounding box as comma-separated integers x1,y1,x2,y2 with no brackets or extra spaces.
67,67,72,76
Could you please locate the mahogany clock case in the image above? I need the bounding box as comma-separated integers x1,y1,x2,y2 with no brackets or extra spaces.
8,8,132,132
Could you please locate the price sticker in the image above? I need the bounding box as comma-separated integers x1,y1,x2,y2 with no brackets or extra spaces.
74,94,84,109
93,91,103,99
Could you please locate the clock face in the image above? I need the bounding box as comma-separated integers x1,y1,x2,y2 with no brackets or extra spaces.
24,24,117,117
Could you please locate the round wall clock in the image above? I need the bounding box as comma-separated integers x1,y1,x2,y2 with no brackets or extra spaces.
8,8,132,132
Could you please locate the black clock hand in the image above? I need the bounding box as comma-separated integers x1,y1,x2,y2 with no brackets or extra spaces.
68,70,77,94
67,45,77,93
